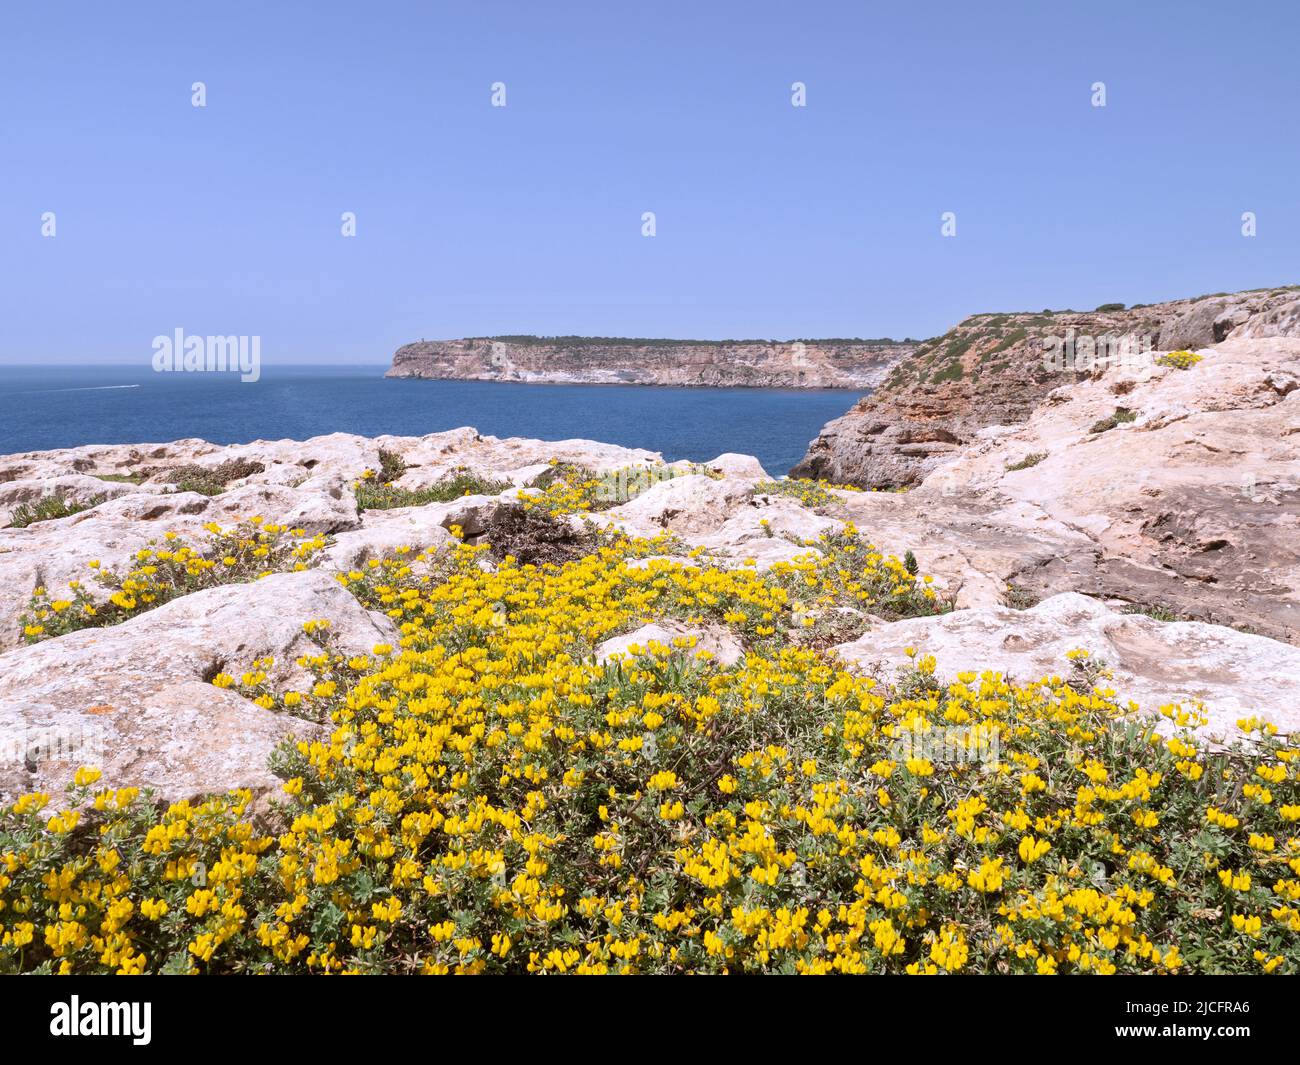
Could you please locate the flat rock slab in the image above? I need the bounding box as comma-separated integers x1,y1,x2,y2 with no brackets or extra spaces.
0,570,396,803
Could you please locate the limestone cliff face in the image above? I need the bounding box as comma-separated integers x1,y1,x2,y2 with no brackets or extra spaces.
386,337,917,389
793,285,1300,487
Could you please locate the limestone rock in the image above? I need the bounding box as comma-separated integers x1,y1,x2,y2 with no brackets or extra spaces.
603,474,757,536
700,453,769,481
835,593,1300,739
919,337,1300,641
1157,296,1241,350
694,495,839,568
794,286,1300,488
596,621,745,667
0,475,137,528
322,495,504,571
0,571,396,803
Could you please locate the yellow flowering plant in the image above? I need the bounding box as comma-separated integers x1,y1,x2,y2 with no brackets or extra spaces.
754,478,861,509
18,522,327,644
1156,349,1204,370
517,462,706,516
2,520,1297,976
353,466,510,512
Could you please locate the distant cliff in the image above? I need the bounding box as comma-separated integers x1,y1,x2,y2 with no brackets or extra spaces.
386,336,918,389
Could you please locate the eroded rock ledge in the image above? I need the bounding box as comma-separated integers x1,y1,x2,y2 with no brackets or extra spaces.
794,285,1300,486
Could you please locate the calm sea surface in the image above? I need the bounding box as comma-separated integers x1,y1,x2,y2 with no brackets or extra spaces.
0,365,865,476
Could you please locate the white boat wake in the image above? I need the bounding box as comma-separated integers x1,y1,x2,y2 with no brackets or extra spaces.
9,384,142,395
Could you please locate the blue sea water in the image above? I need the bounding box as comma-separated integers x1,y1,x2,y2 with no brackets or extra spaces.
0,365,865,477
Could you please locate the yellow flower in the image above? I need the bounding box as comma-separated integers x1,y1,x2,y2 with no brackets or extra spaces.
11,792,50,816
46,810,81,834
72,766,102,788
1231,913,1261,936
968,857,1006,894
141,898,169,920
1018,835,1051,863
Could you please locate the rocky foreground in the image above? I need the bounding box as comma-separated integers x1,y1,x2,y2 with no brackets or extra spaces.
1,331,1298,805
387,335,915,389
4,333,1300,976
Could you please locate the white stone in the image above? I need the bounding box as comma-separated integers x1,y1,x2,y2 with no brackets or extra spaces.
596,621,744,668
835,592,1300,739
0,570,397,802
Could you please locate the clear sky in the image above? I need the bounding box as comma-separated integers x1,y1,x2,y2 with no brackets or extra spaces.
2,0,1296,364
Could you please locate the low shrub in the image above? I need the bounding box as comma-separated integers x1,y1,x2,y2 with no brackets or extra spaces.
2,530,1294,975
6,493,105,529
1005,452,1047,472
377,449,408,483
519,462,702,516
1156,350,1203,371
754,478,860,509
1124,603,1183,623
480,506,599,567
1003,583,1040,610
1089,408,1137,434
18,521,327,643
929,361,965,385
166,459,265,497
354,468,510,511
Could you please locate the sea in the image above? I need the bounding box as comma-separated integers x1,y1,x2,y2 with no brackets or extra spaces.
0,365,866,477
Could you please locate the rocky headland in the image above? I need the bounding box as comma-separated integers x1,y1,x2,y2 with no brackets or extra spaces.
386,335,917,389
793,285,1300,487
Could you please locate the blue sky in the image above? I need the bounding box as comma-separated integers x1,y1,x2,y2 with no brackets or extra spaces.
2,0,1296,363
